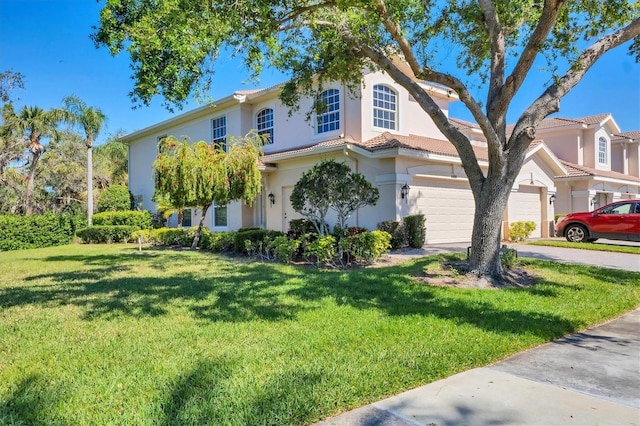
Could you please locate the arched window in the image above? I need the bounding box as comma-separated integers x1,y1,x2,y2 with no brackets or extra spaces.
598,136,607,165
316,89,340,133
373,84,397,130
256,108,274,144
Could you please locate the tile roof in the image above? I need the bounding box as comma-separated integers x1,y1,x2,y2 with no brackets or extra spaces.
557,161,640,182
612,131,640,142
359,132,490,160
261,137,352,163
261,132,555,165
262,132,492,163
535,113,613,130
450,117,479,130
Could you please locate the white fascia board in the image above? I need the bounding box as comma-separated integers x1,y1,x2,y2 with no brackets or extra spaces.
119,94,241,143
556,175,640,187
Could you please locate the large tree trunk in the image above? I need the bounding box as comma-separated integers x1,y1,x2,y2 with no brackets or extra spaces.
87,146,94,225
468,184,510,279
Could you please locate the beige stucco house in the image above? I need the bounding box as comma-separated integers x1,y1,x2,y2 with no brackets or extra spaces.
529,114,640,215
122,71,633,244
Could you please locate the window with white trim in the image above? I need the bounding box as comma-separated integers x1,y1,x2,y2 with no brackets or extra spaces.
373,85,397,130
181,209,192,227
316,89,340,133
256,108,274,144
213,203,227,227
598,136,607,165
211,116,227,151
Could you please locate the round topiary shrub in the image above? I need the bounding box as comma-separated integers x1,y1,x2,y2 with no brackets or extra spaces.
97,185,134,212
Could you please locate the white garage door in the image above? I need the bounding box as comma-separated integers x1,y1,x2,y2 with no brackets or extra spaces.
414,179,475,244
508,186,541,238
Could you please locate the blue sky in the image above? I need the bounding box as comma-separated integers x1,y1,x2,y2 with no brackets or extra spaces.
1,0,638,146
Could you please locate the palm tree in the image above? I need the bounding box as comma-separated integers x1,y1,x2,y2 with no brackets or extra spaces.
62,96,106,225
5,106,62,214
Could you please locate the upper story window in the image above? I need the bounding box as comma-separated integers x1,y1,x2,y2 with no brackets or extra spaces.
256,108,274,144
211,116,227,151
316,89,340,134
598,136,607,165
373,84,397,130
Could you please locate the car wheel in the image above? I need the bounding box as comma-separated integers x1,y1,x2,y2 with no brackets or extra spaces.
565,224,588,243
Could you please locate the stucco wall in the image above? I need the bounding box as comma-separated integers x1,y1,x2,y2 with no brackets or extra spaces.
537,130,582,164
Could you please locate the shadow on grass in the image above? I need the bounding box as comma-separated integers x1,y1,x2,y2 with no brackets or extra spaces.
1,260,309,322
3,249,637,338
0,374,70,425
160,358,324,425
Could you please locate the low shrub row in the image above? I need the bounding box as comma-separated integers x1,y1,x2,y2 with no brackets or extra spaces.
131,226,392,267
76,210,155,244
376,214,426,249
92,211,153,229
76,226,139,244
0,213,79,251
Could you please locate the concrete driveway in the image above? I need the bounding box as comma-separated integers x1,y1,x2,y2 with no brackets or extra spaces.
392,240,640,272
315,242,640,425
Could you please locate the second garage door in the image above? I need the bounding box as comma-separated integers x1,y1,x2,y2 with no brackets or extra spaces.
414,179,475,244
508,186,542,238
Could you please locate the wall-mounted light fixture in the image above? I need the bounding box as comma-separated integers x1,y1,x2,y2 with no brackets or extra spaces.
400,184,410,200
549,194,556,205
268,192,275,206
590,195,597,206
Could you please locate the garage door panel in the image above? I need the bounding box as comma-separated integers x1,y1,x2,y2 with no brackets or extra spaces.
414,180,475,244
508,187,541,238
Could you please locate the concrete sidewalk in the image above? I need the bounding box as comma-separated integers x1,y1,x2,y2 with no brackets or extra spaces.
315,308,640,425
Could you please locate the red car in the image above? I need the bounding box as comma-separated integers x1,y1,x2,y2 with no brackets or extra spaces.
555,200,640,243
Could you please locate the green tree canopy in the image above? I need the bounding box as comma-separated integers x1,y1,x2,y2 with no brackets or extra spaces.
94,0,640,281
291,159,380,236
153,133,264,248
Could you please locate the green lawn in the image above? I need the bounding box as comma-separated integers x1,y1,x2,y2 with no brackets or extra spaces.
1,244,639,425
526,238,640,255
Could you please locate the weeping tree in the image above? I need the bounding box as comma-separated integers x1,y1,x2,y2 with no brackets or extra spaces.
94,0,640,282
153,133,264,249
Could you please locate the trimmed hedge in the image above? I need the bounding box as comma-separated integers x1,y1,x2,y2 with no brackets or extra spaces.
97,185,134,212
131,227,216,249
340,230,392,264
403,214,426,248
76,225,138,244
376,220,407,250
0,213,75,251
92,211,153,230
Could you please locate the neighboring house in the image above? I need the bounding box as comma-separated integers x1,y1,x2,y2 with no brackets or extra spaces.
121,70,634,244
529,115,640,215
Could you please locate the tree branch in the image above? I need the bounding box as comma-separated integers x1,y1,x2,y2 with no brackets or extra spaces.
508,16,640,161
497,0,565,117
372,0,423,77
478,0,505,119
275,1,336,27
